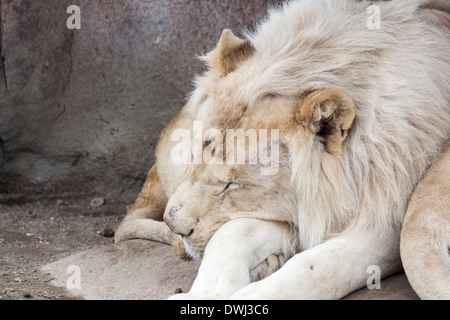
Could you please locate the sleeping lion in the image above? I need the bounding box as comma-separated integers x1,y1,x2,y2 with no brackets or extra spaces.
115,0,450,299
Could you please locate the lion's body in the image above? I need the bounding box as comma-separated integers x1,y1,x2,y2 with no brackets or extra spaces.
401,143,450,300
116,0,450,299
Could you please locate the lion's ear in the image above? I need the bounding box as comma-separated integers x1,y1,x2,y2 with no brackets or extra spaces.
296,88,356,155
207,29,255,77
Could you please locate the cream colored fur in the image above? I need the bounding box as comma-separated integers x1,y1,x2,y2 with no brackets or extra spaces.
170,219,294,299
400,143,450,300
116,0,450,299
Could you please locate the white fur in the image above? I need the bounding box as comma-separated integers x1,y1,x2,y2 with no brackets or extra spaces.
173,0,449,299
240,0,450,251
169,218,294,299
115,0,449,300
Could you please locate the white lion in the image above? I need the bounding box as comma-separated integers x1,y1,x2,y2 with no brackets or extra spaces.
116,0,450,299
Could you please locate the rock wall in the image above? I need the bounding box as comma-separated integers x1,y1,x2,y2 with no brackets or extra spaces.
0,0,282,204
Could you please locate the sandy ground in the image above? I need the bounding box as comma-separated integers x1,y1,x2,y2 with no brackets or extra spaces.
0,200,124,300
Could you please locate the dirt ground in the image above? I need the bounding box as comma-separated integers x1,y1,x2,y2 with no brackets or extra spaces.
0,199,126,300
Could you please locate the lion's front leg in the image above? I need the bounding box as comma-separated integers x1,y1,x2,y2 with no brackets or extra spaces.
115,164,169,242
230,227,402,300
169,218,294,300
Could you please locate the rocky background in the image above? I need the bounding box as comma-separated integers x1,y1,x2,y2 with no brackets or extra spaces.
0,0,283,206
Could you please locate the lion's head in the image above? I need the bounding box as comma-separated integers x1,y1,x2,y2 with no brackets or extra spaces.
164,30,357,259
164,160,297,259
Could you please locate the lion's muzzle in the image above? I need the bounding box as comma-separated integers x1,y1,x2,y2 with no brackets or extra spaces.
163,202,197,237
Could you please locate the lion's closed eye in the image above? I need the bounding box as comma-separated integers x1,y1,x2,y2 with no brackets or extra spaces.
225,182,240,191
215,182,240,196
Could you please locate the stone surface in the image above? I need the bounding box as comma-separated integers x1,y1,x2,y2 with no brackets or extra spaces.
0,0,283,203
344,273,419,300
42,239,200,300
43,239,419,300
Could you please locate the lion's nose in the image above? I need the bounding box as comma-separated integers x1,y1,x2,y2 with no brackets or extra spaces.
168,202,184,216
168,205,179,216
164,202,196,237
